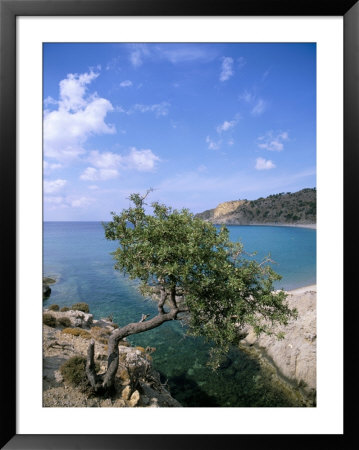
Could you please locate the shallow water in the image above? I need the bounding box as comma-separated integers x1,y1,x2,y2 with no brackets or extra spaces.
43,221,316,407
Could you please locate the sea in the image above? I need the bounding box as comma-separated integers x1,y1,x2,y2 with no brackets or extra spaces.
43,221,316,407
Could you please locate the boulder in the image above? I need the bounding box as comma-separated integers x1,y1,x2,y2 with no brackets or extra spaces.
43,284,51,298
128,390,140,407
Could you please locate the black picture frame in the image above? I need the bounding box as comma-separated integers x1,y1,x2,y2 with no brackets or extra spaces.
1,0,357,448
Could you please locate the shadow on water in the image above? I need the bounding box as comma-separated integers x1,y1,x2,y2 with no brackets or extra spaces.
160,372,219,407
160,345,305,407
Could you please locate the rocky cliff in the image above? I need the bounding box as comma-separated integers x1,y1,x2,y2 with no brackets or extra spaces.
239,286,316,403
196,188,316,226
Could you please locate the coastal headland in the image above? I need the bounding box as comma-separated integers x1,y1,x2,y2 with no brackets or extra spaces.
196,188,316,227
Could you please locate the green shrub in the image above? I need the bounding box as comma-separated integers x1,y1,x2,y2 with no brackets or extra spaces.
71,302,90,313
60,356,100,390
49,304,59,311
60,356,87,387
60,306,70,312
43,313,57,327
58,317,72,328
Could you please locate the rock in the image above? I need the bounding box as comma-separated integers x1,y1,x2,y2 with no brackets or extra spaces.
213,200,246,219
43,317,182,408
100,398,113,407
43,284,51,298
54,370,63,383
240,287,317,396
121,385,131,401
139,382,182,407
44,309,93,328
128,390,140,407
113,398,126,407
43,276,57,285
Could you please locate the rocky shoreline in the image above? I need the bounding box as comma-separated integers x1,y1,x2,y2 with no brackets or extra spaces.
239,285,316,405
43,307,181,408
43,278,316,407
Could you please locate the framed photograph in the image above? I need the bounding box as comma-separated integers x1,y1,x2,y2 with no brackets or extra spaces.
1,0,356,448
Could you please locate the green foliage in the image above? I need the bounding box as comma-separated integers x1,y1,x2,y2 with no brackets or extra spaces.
104,192,297,368
71,302,90,313
57,316,72,328
60,356,87,386
43,313,57,327
195,187,316,224
60,356,99,389
48,304,59,311
60,306,70,312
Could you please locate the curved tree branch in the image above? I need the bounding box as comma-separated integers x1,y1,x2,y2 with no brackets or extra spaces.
91,308,181,391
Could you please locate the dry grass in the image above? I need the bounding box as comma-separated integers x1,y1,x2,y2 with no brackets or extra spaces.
61,328,92,339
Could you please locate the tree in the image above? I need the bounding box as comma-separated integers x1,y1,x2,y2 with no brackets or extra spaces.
86,191,297,392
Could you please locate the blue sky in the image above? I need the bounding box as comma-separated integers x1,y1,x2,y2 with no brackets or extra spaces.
43,43,316,221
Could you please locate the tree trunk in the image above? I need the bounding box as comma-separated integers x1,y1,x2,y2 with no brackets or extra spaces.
86,306,185,392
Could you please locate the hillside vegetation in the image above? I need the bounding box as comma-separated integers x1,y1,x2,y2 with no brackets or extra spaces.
196,188,316,225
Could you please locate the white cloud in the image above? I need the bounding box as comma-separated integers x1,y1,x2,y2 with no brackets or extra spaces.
44,96,57,108
43,179,67,194
120,80,133,87
220,57,234,82
124,148,160,171
44,196,64,204
228,139,234,146
262,68,271,81
206,136,221,150
257,131,289,151
44,70,115,161
129,44,150,67
80,147,160,181
130,102,170,117
88,185,99,190
88,150,123,169
128,44,217,67
238,57,246,69
44,194,95,209
251,98,266,116
43,161,62,173
70,197,94,208
216,118,238,134
239,90,267,117
156,45,217,64
239,90,255,103
80,167,119,181
130,51,143,67
255,157,276,170
59,71,98,111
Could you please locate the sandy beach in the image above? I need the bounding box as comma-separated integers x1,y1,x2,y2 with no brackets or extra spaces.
288,284,316,294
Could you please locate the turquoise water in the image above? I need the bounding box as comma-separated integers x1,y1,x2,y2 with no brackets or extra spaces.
43,221,316,407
